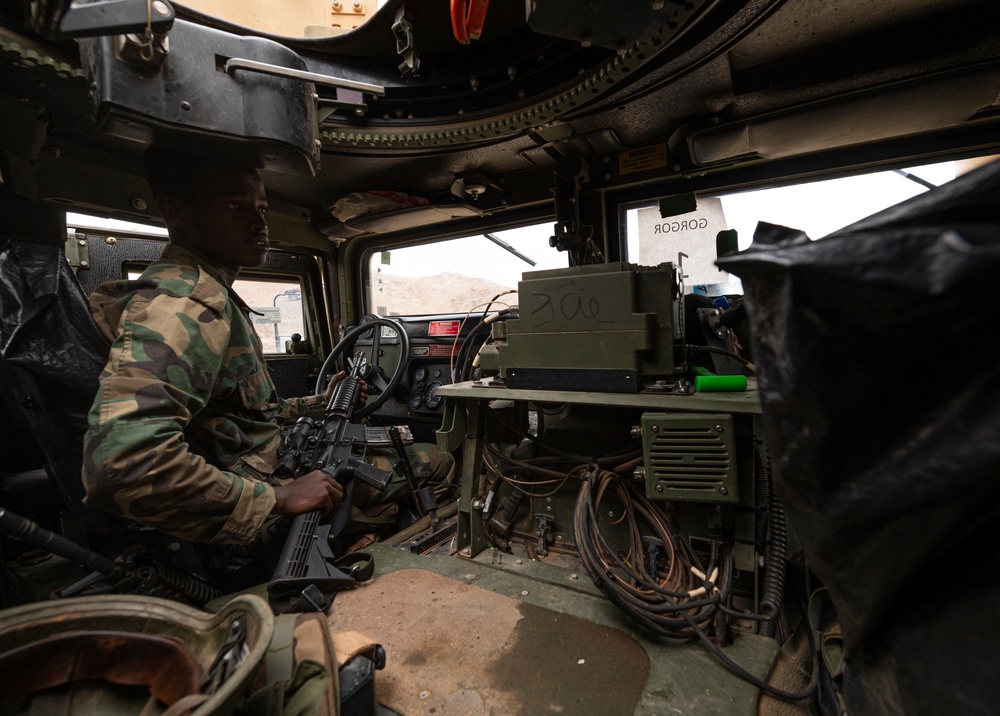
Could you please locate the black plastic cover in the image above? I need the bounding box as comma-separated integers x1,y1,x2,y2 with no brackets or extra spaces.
0,241,109,399
77,19,320,175
0,239,114,535
718,160,1000,715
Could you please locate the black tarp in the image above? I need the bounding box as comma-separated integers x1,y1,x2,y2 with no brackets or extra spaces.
0,240,110,403
718,160,1000,715
0,239,115,536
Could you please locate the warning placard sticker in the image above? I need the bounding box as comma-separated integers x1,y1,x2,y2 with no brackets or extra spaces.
619,144,668,176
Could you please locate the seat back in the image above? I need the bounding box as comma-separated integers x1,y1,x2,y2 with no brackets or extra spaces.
0,236,129,545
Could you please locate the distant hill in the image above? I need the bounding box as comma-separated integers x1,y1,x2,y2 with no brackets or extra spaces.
372,271,515,316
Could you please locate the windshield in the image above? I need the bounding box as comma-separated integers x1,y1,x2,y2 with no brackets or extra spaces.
366,223,568,316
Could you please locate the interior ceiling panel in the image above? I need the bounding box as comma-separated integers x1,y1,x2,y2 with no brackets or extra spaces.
3,0,1000,225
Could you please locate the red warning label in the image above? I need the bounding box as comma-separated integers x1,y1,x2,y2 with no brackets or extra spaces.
426,344,459,357
428,320,461,336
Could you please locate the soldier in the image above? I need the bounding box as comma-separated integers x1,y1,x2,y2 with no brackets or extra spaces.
82,147,452,546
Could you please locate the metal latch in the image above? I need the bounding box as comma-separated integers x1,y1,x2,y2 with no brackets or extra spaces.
64,231,90,270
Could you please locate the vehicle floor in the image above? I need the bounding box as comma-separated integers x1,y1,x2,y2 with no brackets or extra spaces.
325,540,782,716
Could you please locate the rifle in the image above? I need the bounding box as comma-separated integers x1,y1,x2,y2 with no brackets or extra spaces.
0,507,222,606
268,351,412,613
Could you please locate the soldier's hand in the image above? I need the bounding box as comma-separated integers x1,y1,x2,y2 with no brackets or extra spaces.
322,370,346,403
322,370,367,408
272,470,344,516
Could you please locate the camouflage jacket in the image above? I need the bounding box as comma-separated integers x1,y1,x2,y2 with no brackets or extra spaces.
82,244,326,544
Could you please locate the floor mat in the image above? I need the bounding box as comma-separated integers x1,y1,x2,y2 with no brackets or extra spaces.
328,568,650,715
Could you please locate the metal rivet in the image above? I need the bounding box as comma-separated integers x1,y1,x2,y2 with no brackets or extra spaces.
521,590,529,596
515,559,523,565
152,0,170,15
105,236,117,245
719,486,728,495
655,484,664,492
569,573,578,580
180,101,191,110
131,198,147,211
715,424,723,432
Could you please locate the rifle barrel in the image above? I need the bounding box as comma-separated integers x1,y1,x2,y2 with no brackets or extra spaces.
0,507,117,574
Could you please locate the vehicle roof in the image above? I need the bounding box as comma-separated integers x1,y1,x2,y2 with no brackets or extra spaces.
2,0,998,241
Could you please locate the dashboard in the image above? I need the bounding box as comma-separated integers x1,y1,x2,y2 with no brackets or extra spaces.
349,314,483,441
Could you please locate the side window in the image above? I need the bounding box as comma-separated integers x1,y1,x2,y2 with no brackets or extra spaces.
623,160,959,294
126,266,306,355
232,278,306,354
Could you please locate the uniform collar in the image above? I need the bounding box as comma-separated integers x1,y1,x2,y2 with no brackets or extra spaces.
158,243,262,316
160,243,231,287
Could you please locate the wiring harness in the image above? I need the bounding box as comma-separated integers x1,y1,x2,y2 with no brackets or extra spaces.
479,409,818,702
574,465,721,637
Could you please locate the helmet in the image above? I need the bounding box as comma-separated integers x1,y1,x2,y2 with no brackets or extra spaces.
0,593,274,715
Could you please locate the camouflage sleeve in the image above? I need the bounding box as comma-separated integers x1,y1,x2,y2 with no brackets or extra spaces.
82,272,276,544
280,394,328,422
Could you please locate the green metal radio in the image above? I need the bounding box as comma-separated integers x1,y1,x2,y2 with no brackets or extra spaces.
485,262,685,392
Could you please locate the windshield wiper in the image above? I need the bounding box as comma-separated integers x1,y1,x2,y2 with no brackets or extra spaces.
484,233,536,266
893,169,937,190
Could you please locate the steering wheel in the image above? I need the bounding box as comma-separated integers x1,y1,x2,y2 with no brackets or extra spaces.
315,316,410,420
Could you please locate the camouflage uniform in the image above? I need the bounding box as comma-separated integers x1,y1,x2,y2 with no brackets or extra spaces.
83,244,453,544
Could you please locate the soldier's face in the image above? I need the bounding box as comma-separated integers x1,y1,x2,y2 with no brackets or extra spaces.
167,165,269,274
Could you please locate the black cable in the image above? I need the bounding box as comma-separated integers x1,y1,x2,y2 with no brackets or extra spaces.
573,470,720,633
681,592,819,702
453,310,515,383
487,408,641,466
685,344,752,367
453,320,491,383
573,468,817,702
758,449,787,637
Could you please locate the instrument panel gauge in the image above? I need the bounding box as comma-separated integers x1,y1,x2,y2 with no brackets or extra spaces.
424,381,443,410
